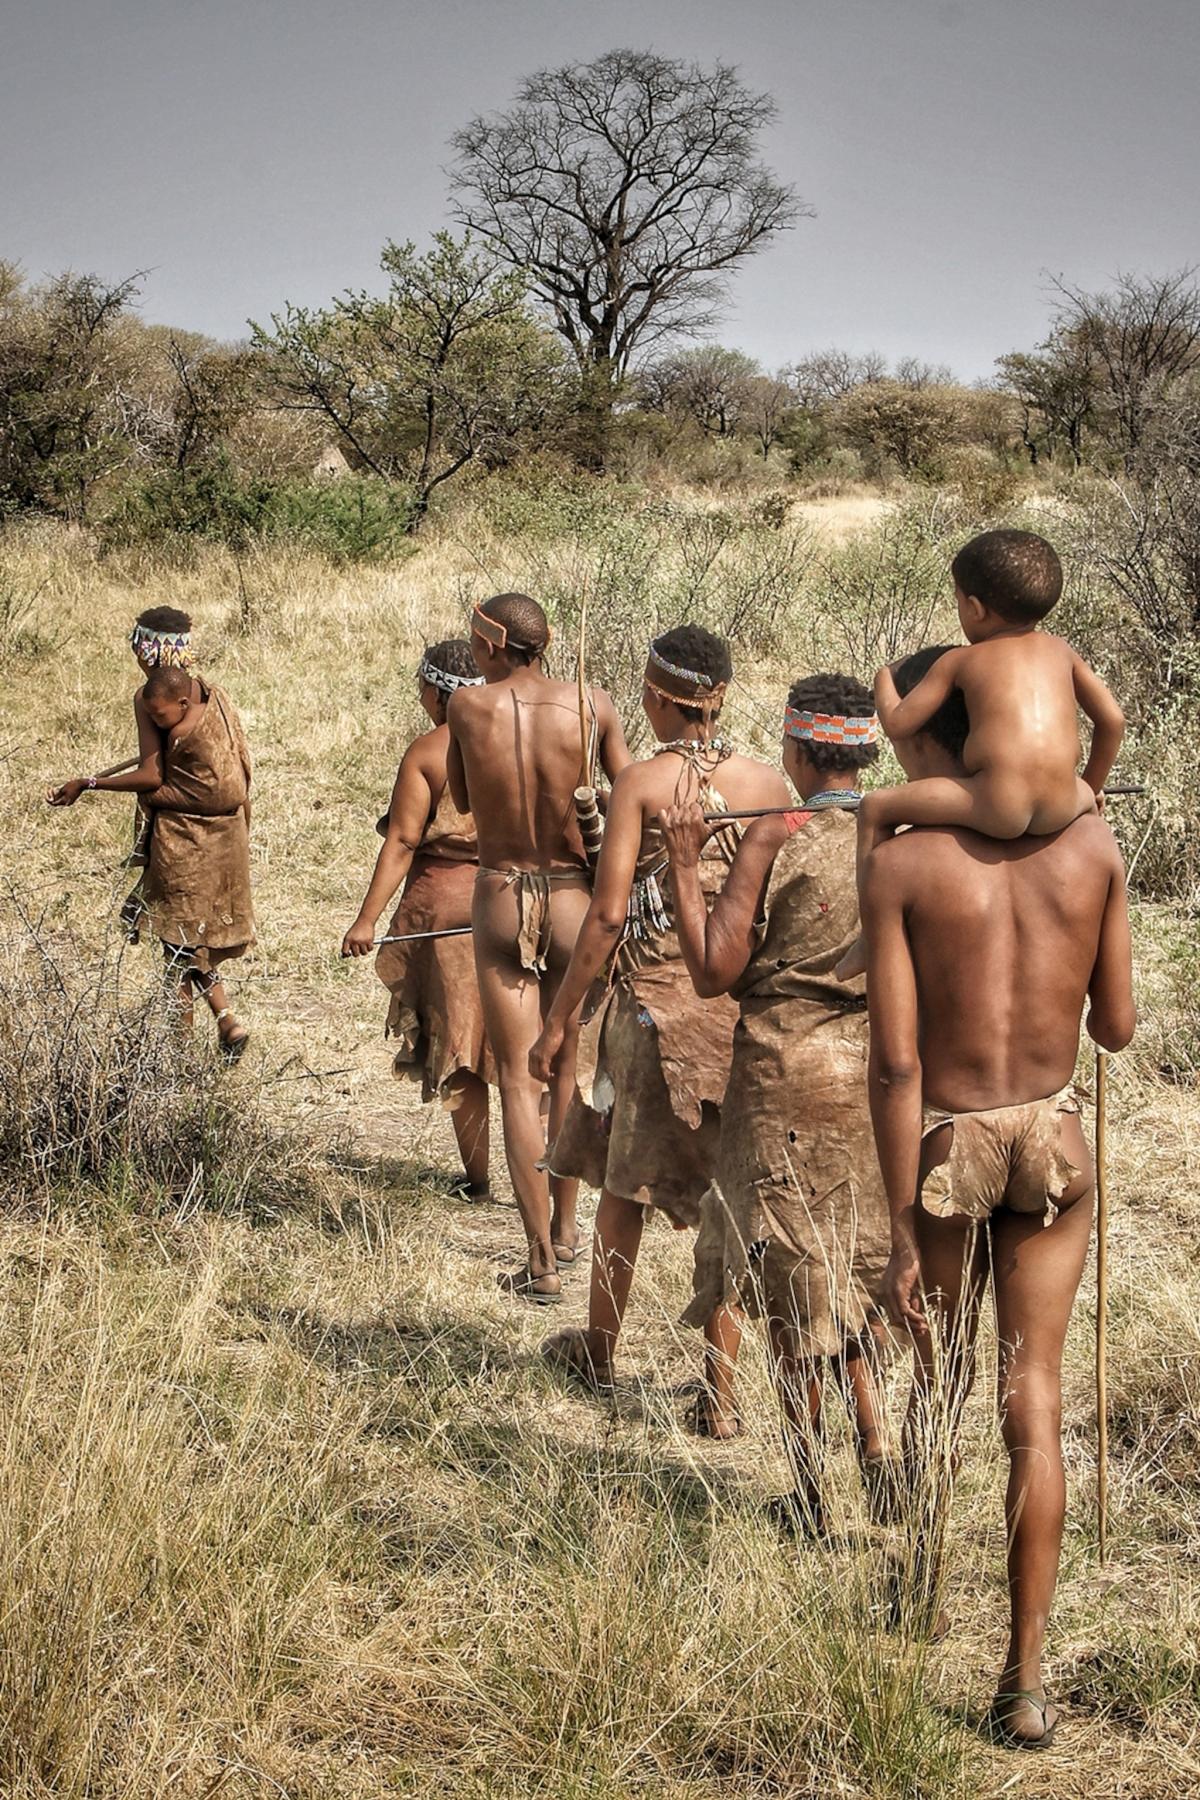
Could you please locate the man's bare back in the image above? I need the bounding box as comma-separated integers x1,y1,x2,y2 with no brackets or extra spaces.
869,811,1129,1112
448,671,625,871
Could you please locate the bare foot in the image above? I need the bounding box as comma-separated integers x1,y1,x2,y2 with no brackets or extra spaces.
542,1328,613,1394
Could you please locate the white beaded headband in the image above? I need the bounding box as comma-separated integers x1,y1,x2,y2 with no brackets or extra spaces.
418,655,483,696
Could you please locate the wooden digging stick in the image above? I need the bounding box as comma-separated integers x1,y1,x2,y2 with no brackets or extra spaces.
371,926,473,947
94,755,140,779
1096,1047,1110,1566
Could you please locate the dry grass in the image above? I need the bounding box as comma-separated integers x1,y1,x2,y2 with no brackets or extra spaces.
0,508,1197,1796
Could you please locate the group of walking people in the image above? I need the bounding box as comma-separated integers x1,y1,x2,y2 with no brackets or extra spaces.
49,528,1136,1754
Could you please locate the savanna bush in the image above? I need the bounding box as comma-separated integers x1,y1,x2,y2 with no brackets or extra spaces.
0,915,323,1213
103,465,419,563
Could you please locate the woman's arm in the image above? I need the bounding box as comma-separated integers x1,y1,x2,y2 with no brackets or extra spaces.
661,805,786,997
47,690,165,805
528,767,645,1080
1073,654,1125,793
342,740,437,957
445,694,470,814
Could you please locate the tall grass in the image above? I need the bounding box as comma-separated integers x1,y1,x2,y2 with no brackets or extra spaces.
0,505,1197,1795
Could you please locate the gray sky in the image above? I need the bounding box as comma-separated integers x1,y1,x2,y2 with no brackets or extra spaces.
2,0,1197,379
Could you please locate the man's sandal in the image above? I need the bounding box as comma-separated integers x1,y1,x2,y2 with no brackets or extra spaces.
541,1328,614,1395
215,1009,250,1064
447,1175,495,1205
496,1266,562,1306
985,1691,1059,1752
553,1237,586,1270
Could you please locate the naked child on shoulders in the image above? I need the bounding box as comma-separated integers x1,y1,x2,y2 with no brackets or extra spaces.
447,592,630,1304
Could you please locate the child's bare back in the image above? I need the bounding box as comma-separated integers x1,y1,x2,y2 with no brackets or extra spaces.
867,529,1124,844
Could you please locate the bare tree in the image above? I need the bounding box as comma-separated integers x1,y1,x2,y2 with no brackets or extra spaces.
1051,268,1200,463
996,338,1096,466
640,345,759,437
741,370,797,457
450,49,804,466
786,347,886,410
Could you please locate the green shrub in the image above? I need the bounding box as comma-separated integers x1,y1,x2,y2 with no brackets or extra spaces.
102,464,418,563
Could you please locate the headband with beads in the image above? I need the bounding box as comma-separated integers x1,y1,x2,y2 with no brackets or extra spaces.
643,641,728,713
130,624,195,670
418,656,483,696
784,706,878,745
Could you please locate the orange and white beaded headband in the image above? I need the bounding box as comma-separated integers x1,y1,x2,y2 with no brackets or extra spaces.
784,706,878,745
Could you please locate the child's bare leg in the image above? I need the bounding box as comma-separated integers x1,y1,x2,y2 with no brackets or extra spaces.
446,1071,491,1193
861,773,1041,843
194,972,248,1047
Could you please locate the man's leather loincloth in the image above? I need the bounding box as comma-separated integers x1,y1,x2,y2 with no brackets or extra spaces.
475,866,590,975
919,1087,1083,1223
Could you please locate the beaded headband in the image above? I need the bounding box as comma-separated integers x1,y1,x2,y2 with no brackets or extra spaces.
471,603,551,655
784,706,878,745
643,641,728,713
418,656,483,696
130,624,195,670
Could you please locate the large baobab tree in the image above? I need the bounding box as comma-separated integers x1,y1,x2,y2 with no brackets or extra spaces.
450,49,804,467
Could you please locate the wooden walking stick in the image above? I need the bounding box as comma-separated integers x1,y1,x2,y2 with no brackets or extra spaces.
1096,1047,1110,1565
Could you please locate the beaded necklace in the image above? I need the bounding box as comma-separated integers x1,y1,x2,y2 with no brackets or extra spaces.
799,788,862,810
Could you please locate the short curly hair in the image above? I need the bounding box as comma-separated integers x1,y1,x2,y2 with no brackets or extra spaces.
422,638,478,683
650,623,733,720
143,666,191,703
135,605,192,634
893,647,970,759
476,592,550,665
785,672,879,772
951,529,1062,624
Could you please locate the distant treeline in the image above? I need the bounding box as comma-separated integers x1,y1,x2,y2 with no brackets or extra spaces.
2,48,1199,555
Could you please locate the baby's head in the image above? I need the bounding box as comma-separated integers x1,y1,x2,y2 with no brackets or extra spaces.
951,530,1063,640
143,665,192,730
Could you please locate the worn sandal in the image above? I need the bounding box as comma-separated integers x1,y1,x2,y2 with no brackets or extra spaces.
496,1266,562,1306
683,1393,743,1440
985,1691,1059,1751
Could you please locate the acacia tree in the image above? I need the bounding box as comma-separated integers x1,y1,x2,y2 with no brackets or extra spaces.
0,266,145,518
640,345,759,437
254,234,567,528
450,49,803,467
996,338,1097,466
1051,268,1200,464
